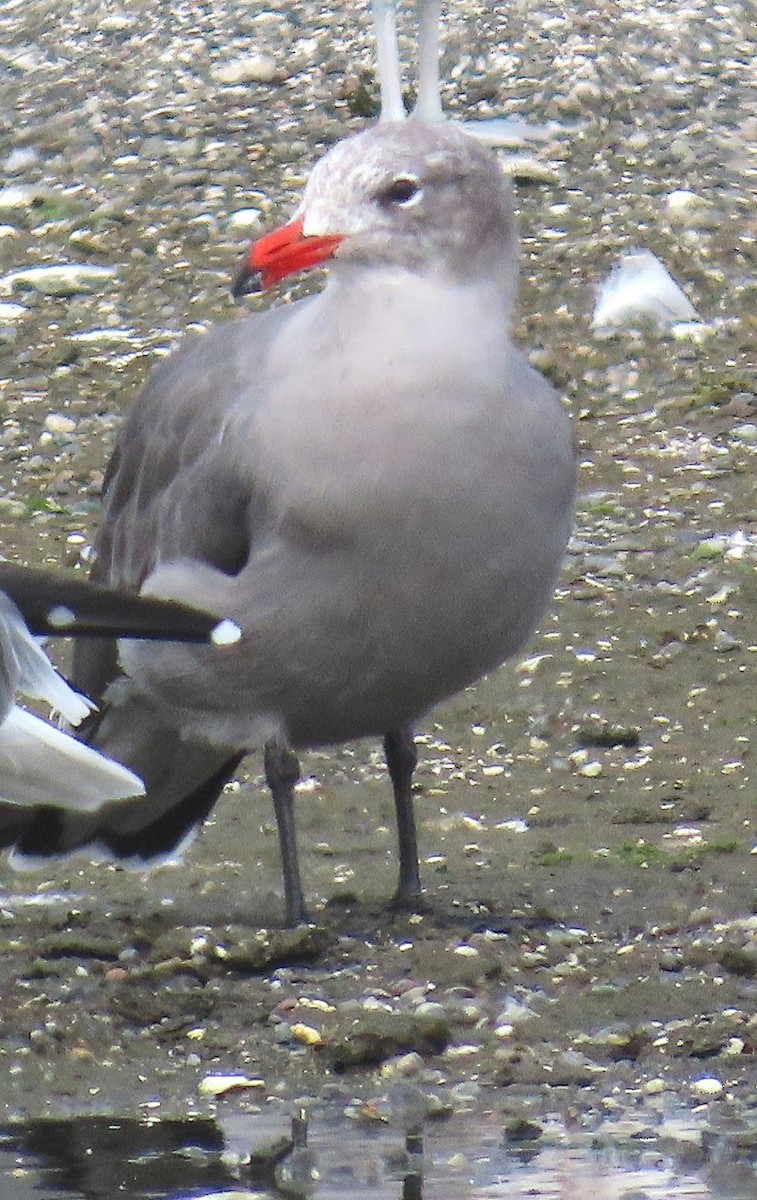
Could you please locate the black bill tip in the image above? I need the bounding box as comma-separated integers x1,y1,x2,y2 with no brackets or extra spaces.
231,259,263,300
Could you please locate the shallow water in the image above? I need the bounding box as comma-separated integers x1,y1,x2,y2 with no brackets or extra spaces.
3,1105,755,1200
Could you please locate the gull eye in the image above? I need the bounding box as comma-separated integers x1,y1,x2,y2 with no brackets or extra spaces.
379,176,423,207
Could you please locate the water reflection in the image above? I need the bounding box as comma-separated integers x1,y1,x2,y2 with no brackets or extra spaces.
2,1106,756,1200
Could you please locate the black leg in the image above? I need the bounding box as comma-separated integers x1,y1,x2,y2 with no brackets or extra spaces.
264,739,308,926
384,726,423,909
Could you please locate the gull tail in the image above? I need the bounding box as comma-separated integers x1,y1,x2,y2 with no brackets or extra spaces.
0,707,144,810
0,690,241,869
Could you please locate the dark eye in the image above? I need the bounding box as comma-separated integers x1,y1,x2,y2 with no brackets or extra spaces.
379,176,423,207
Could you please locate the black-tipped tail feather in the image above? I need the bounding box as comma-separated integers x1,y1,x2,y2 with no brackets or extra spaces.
0,753,243,867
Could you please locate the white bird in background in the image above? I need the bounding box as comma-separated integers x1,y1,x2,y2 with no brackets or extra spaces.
370,0,547,146
0,565,238,815
370,0,406,121
591,248,701,334
0,592,144,813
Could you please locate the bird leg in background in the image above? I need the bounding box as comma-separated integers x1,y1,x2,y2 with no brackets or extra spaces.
384,726,423,908
414,0,445,122
370,0,406,120
264,738,308,925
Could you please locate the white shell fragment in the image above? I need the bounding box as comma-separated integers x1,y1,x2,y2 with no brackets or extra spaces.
0,263,117,297
591,249,700,334
690,1077,724,1100
460,117,553,148
197,1073,265,1097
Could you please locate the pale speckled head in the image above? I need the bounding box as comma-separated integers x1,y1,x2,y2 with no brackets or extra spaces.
237,119,518,294
300,119,516,282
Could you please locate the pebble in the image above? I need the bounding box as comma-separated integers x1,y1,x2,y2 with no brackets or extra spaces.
4,147,39,172
379,1052,424,1079
495,998,539,1025
43,413,77,435
0,301,26,321
690,1077,724,1099
212,53,280,86
503,155,562,185
665,189,717,227
443,1044,480,1059
0,185,47,211
227,208,263,232
99,14,133,32
414,1001,447,1019
578,760,602,778
290,1022,324,1046
643,1078,667,1095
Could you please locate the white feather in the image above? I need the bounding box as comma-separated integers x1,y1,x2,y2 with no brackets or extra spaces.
0,593,144,808
592,249,700,333
0,593,92,725
0,707,144,809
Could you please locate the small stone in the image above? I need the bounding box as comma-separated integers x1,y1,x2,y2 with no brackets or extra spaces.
325,1011,451,1069
44,413,76,435
576,717,641,749
643,1078,666,1095
100,14,133,31
580,761,603,778
713,628,741,652
4,148,39,172
504,1116,543,1142
0,184,48,211
665,189,717,227
104,967,129,982
290,1022,323,1046
495,998,538,1026
724,1037,745,1057
213,53,280,86
227,208,263,232
690,1077,723,1099
443,1044,480,1060
248,1134,295,1181
494,1024,514,1039
503,156,562,186
414,1001,447,1019
379,1051,424,1079
0,301,26,322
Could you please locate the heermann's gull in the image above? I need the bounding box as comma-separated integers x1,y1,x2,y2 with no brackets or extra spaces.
0,114,575,923
0,569,239,819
